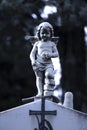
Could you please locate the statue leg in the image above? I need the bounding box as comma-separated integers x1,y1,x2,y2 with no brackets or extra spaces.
44,68,55,96
45,67,54,79
35,71,44,96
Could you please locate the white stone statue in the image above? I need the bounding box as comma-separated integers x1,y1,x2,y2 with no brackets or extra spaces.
30,22,60,97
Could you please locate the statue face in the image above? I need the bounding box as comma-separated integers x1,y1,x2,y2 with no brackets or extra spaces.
40,27,51,41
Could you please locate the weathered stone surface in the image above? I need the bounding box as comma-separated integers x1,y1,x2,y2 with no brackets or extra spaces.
0,100,87,130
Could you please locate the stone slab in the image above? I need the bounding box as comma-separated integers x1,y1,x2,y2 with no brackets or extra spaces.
0,100,87,130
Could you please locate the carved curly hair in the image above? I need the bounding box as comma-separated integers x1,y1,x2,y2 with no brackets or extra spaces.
36,22,54,40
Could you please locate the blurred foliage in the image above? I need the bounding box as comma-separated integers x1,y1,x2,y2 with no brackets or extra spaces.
0,0,87,112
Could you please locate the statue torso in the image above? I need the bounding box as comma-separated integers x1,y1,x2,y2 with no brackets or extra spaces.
35,40,55,64
36,41,54,55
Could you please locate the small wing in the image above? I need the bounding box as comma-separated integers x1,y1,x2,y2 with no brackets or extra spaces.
28,36,59,45
28,36,39,45
51,37,59,44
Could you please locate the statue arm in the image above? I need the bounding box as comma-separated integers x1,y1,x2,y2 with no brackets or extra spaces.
30,43,37,65
51,44,59,58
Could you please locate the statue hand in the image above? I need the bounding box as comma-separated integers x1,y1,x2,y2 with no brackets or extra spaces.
45,52,52,58
32,61,39,71
41,52,52,59
31,60,36,66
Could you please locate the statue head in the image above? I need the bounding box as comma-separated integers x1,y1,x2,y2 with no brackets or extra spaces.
37,22,54,40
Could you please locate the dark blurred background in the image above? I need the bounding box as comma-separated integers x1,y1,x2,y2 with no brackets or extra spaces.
0,0,87,113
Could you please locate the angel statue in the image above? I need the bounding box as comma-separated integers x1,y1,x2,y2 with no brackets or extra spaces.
29,22,61,99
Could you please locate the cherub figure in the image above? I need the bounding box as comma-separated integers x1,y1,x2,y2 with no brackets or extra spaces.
30,22,59,97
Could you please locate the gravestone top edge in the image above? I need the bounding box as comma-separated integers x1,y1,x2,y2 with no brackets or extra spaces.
0,99,87,117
